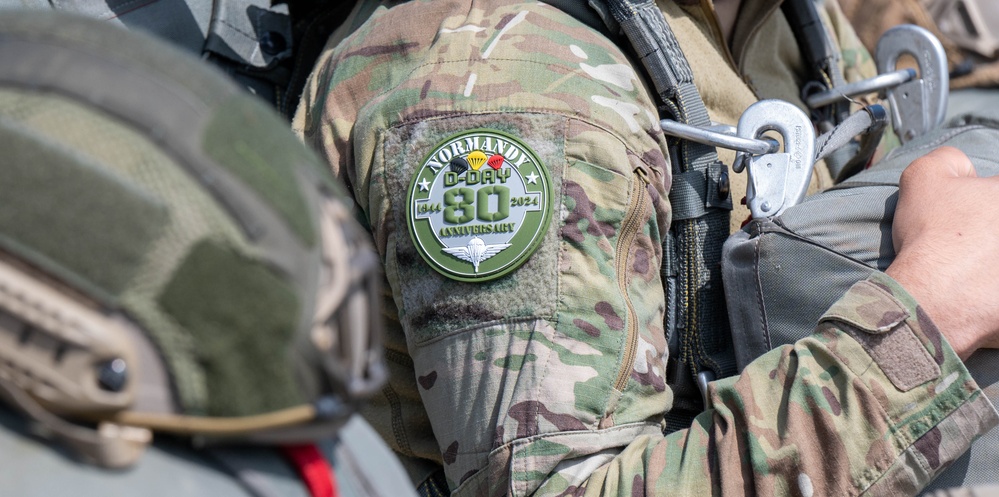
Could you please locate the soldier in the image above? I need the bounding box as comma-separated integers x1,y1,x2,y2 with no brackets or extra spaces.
0,12,414,497
292,1,999,496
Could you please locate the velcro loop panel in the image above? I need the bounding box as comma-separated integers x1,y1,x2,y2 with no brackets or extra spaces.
821,279,940,391
202,96,319,245
158,240,304,416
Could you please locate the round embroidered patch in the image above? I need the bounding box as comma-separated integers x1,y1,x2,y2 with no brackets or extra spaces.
406,129,553,282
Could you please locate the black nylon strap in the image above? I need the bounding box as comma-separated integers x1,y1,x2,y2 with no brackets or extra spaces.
782,0,849,123
783,0,836,85
783,0,868,178
541,0,617,38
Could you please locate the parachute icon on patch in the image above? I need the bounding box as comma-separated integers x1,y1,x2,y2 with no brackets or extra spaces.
467,150,487,170
487,154,504,170
442,236,510,273
449,156,469,174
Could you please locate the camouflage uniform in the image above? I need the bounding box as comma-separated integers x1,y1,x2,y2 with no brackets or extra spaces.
294,1,999,495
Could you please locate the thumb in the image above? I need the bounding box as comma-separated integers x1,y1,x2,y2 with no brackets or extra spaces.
905,146,977,180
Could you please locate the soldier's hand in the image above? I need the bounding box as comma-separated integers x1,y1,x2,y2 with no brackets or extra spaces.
886,146,999,360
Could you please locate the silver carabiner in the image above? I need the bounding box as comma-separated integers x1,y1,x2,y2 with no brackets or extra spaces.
660,119,779,155
876,25,949,143
735,100,816,220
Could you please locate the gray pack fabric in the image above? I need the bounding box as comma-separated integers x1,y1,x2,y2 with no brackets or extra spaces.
721,95,999,490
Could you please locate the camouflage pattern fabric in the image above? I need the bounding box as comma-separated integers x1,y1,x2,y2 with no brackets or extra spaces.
294,1,998,495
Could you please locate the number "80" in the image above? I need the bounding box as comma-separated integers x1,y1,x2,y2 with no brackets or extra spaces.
443,186,510,224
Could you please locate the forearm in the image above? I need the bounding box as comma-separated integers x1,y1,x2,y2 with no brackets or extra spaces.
541,273,997,496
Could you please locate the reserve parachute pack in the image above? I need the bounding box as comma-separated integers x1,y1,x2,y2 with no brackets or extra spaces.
0,11,385,468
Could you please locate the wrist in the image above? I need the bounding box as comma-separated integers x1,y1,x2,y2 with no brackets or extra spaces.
886,252,979,360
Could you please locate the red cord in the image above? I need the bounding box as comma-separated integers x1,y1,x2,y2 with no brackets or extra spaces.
281,444,338,497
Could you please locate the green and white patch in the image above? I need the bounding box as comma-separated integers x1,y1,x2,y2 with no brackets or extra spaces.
407,129,552,282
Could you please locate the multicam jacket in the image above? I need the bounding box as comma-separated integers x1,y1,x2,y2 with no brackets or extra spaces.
294,1,999,495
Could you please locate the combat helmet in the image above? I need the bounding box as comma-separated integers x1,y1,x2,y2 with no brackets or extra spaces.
0,12,385,468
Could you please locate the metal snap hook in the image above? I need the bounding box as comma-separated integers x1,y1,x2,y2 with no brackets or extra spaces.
876,24,949,143
735,100,816,220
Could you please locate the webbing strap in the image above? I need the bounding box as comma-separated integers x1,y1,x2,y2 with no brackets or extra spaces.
813,104,889,181
814,105,886,163
606,1,736,417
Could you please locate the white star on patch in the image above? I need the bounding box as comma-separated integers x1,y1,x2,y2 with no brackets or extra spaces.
525,172,539,184
418,178,431,192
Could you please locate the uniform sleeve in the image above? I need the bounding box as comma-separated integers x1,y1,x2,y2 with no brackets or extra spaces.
556,272,999,496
